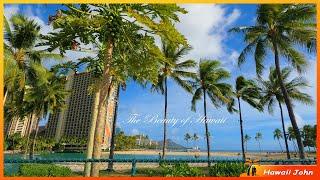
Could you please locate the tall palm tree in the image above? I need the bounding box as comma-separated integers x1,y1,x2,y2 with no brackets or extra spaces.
230,76,262,161
273,128,283,152
184,133,191,148
288,127,298,154
230,4,316,159
25,63,68,159
255,132,262,154
244,134,251,153
4,14,64,146
152,40,196,159
258,67,313,159
190,60,232,166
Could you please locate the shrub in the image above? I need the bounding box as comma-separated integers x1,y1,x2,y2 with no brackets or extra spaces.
209,162,248,177
161,163,204,177
18,164,73,177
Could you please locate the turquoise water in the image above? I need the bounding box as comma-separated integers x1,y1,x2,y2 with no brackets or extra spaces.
5,152,241,161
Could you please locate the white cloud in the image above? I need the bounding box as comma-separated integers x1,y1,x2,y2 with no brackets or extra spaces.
131,128,139,135
176,4,241,65
4,5,19,20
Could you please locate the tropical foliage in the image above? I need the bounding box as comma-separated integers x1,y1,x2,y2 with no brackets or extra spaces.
190,60,232,166
230,4,316,159
229,76,262,160
152,39,196,158
259,67,313,159
40,4,188,176
3,4,317,177
273,128,283,152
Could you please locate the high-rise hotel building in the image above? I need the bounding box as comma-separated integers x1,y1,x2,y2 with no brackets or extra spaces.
44,72,117,149
6,115,38,137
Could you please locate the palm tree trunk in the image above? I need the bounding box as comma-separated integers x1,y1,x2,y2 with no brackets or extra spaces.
203,88,211,167
30,117,41,160
91,84,111,177
91,39,114,177
162,77,168,159
258,140,261,154
278,139,283,152
237,97,246,161
3,88,8,106
24,114,34,158
272,42,305,159
278,100,290,159
84,91,100,177
107,84,120,171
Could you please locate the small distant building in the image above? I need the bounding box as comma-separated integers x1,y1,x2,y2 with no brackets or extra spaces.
135,134,158,147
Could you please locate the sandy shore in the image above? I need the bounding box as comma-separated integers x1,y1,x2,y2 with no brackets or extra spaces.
104,149,316,160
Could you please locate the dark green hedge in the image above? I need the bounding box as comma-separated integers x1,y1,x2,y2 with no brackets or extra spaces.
18,164,73,177
209,162,248,177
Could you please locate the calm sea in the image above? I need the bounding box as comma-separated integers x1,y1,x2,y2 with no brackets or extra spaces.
5,152,242,161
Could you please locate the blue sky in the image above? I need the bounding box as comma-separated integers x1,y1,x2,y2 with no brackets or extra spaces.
4,4,316,151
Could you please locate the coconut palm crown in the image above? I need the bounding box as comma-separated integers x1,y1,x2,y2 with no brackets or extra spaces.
230,4,316,159
190,59,232,166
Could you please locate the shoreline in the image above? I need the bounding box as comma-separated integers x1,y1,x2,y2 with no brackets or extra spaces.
5,150,316,160
103,150,317,159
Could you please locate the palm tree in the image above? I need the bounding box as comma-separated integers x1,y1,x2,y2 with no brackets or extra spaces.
25,63,68,159
244,134,251,153
4,14,63,105
230,4,316,159
255,132,262,154
273,128,283,152
42,5,188,176
230,76,262,161
288,127,298,154
190,60,232,166
258,67,313,159
302,125,314,152
152,40,196,159
192,133,199,149
184,133,191,148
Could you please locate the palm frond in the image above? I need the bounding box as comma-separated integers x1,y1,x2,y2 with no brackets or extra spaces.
191,88,202,111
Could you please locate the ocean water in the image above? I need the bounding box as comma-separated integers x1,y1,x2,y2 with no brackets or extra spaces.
4,152,241,175
4,152,242,161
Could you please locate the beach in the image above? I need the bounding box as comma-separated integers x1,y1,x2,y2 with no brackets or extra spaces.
105,150,317,160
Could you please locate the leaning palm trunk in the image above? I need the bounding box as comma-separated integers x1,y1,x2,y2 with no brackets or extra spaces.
107,84,120,171
30,117,41,160
203,88,211,167
162,77,168,159
24,114,34,158
91,39,114,177
84,91,100,177
237,97,246,161
273,42,305,159
278,100,290,159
